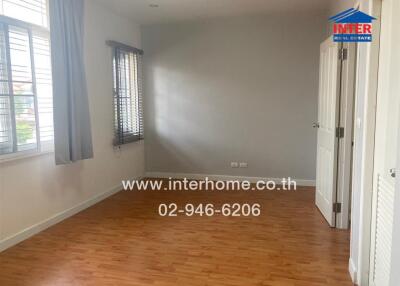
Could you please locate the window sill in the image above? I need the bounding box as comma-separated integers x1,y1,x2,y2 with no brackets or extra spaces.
0,149,54,164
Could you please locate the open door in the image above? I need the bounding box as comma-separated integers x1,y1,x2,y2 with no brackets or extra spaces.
315,38,342,227
369,0,399,284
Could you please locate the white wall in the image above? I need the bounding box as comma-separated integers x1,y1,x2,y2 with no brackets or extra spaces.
326,0,356,36
0,0,144,246
142,12,326,181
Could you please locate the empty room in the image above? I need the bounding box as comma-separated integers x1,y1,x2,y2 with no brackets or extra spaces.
0,0,399,285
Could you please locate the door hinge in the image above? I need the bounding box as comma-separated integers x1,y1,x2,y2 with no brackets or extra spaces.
333,202,342,213
336,127,345,138
339,48,348,60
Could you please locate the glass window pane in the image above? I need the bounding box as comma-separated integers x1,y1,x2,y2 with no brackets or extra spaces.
9,26,33,95
0,20,53,156
0,95,13,154
14,95,37,151
114,51,140,139
1,0,48,28
33,31,53,143
0,24,9,95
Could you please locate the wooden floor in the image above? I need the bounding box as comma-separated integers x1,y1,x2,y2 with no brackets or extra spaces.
0,181,353,286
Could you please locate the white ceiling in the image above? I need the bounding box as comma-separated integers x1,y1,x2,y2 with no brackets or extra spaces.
96,0,331,25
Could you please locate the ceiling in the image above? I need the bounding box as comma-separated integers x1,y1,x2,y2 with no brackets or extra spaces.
96,0,331,25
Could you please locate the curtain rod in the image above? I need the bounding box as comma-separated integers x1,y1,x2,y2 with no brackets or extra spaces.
106,40,144,55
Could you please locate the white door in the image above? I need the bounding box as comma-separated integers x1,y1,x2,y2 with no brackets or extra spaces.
315,38,341,227
369,0,400,284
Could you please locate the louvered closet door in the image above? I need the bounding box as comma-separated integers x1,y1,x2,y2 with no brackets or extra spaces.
369,0,399,284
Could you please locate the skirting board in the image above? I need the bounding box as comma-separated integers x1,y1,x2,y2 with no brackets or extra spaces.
0,179,138,253
349,258,358,285
145,172,316,187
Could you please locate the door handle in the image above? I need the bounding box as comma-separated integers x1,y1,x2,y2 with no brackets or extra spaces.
389,168,396,178
313,122,320,128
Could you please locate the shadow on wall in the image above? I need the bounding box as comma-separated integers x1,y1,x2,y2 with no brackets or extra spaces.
143,14,324,179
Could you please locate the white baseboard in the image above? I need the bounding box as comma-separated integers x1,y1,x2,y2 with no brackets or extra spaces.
0,181,129,253
349,258,358,285
145,172,316,187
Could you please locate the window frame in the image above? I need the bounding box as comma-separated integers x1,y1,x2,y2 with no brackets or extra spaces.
109,41,144,147
0,14,53,162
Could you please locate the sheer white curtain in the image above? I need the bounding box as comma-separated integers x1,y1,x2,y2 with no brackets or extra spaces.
49,0,93,164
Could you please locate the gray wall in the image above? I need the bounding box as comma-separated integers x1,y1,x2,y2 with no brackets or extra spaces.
142,12,326,180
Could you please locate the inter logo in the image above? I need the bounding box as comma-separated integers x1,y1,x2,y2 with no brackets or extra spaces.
330,8,376,42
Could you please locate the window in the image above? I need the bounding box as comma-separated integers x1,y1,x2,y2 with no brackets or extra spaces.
110,42,143,145
0,0,48,27
0,0,53,157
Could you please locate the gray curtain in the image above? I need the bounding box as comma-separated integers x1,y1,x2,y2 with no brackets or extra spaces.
49,0,93,165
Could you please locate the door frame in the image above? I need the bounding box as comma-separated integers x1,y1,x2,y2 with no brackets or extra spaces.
335,41,357,230
366,0,400,285
356,0,382,285
390,0,400,277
